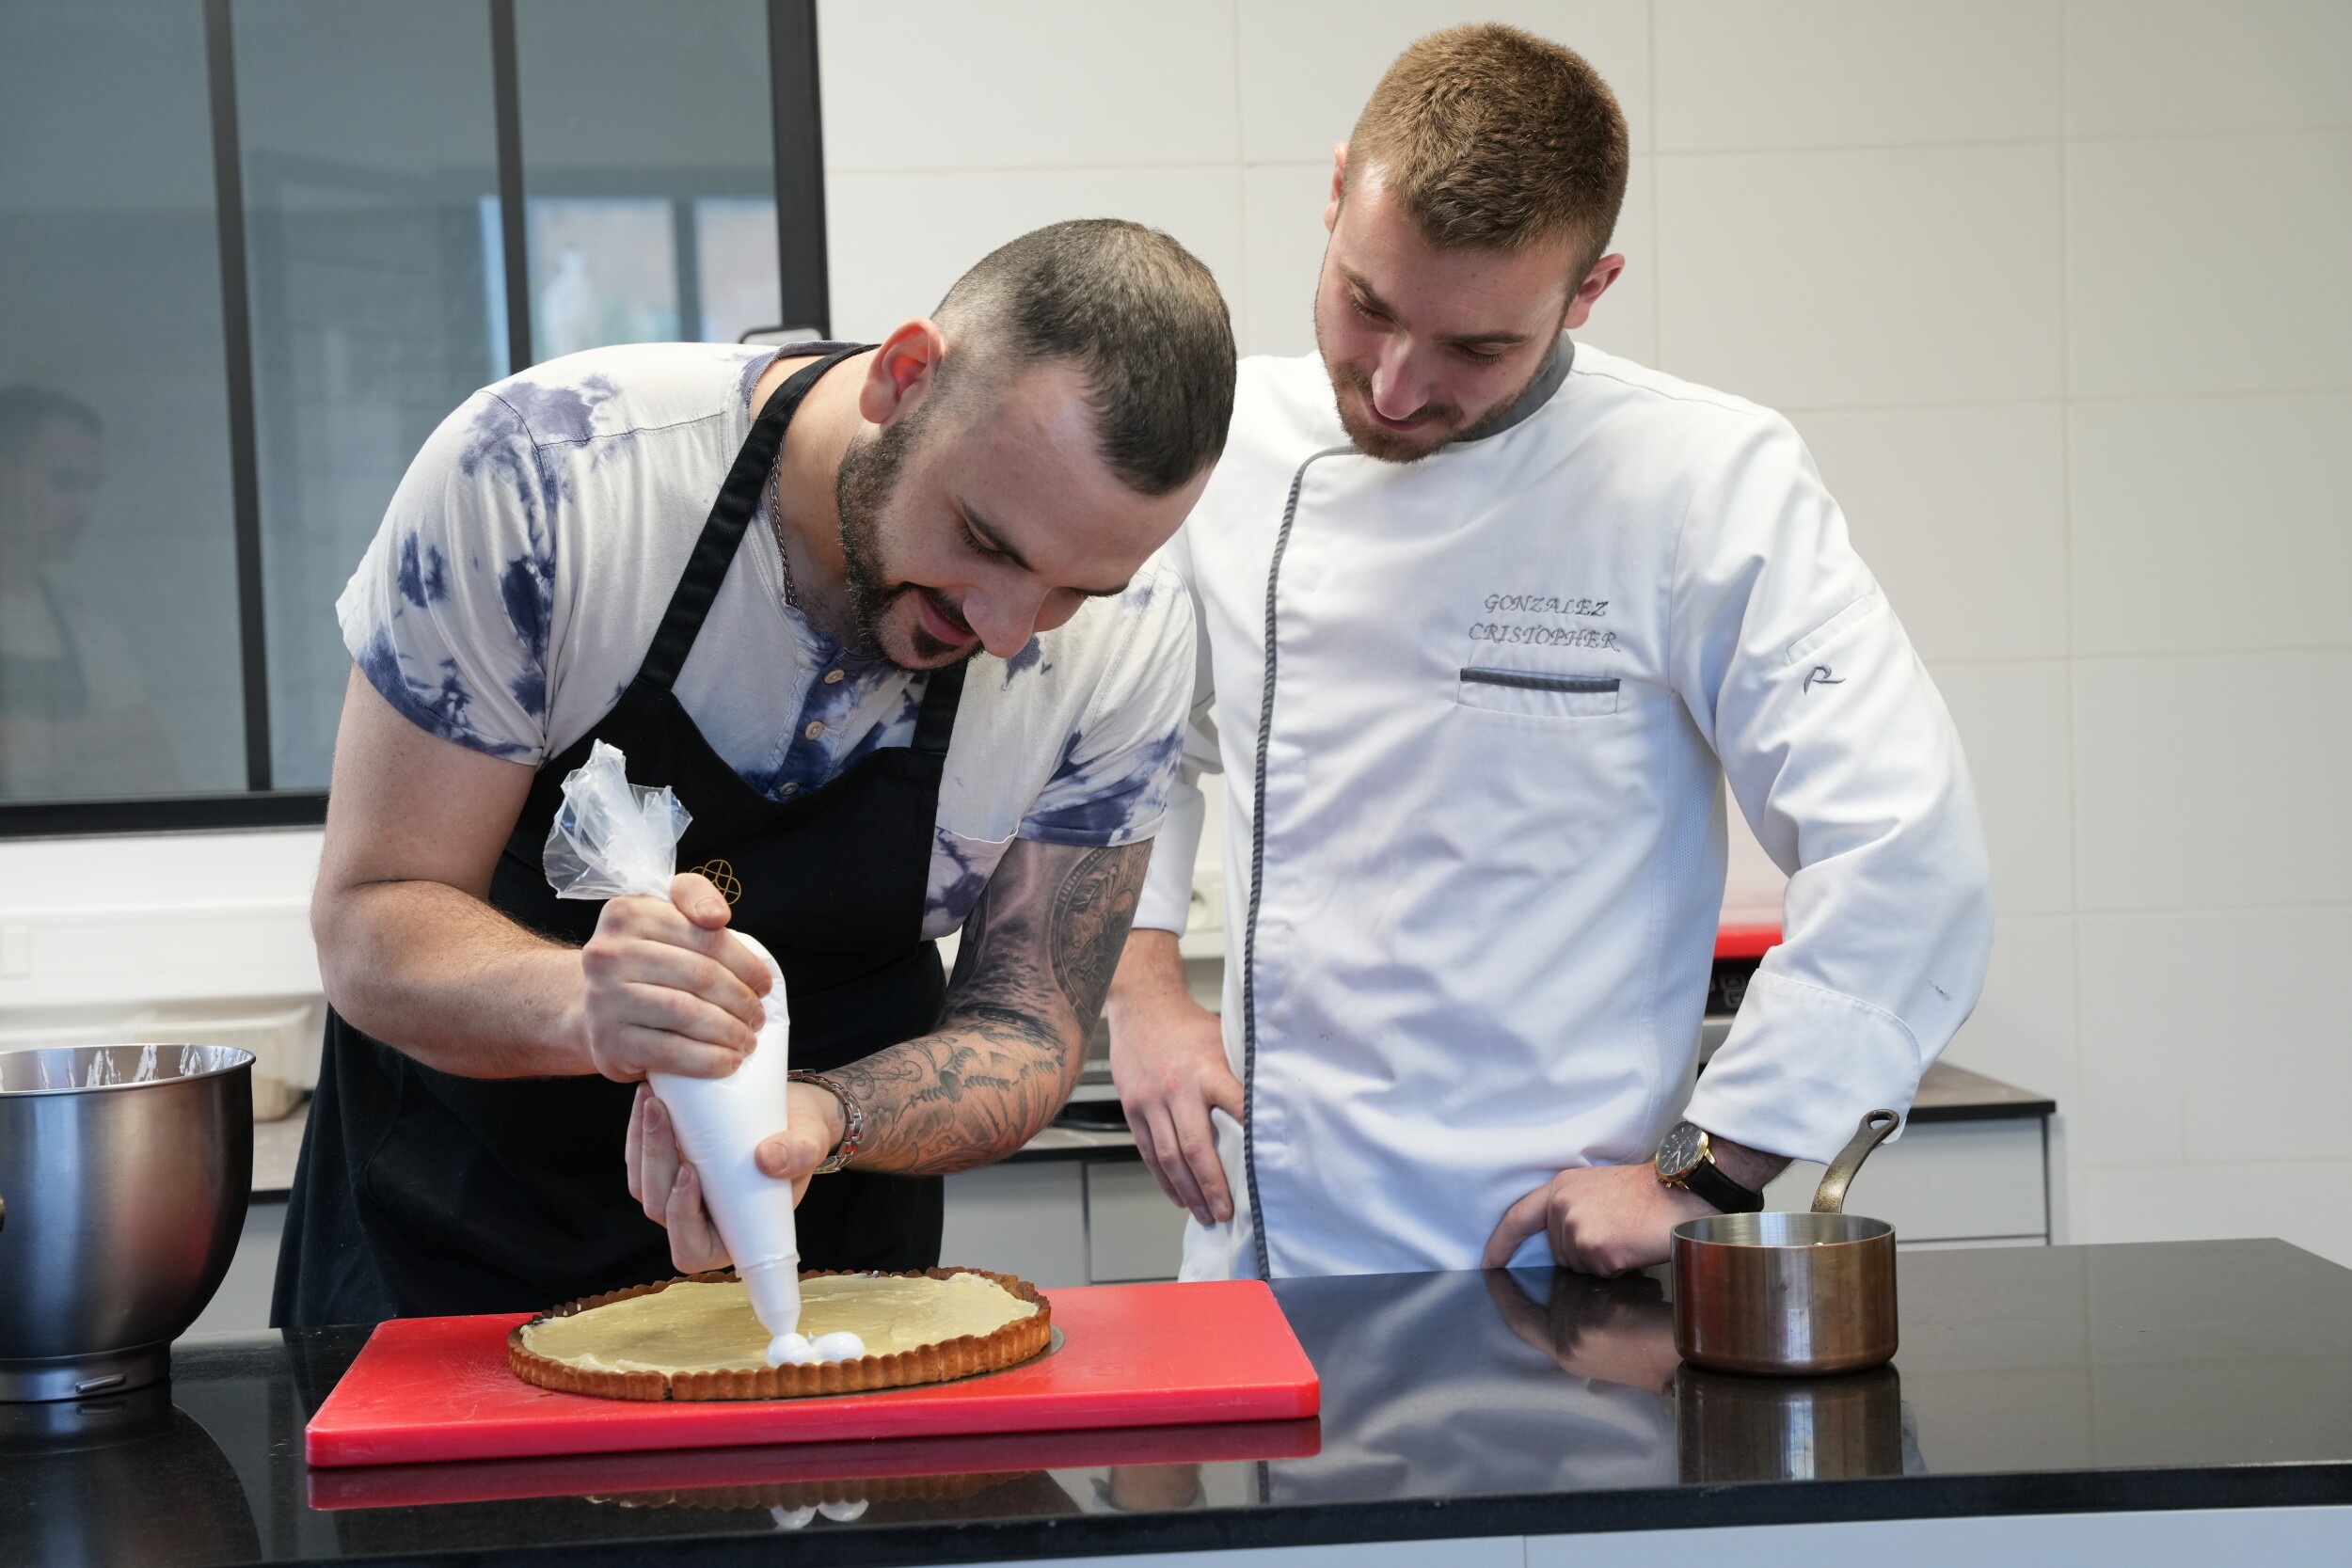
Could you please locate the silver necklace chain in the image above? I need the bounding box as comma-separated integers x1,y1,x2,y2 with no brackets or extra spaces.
764,457,802,610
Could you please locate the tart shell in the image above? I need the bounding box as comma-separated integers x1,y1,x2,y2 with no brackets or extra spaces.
507,1267,1053,1402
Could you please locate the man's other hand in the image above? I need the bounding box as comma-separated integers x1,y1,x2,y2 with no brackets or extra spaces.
624,1080,844,1274
580,871,771,1083
1482,1164,1717,1276
1106,928,1243,1226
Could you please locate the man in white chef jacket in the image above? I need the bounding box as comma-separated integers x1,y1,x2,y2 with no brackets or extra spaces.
1105,24,1994,1281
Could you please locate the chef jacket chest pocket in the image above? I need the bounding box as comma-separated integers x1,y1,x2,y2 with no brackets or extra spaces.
1454,666,1621,720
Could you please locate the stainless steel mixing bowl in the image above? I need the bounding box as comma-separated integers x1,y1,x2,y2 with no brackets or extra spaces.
0,1044,254,1401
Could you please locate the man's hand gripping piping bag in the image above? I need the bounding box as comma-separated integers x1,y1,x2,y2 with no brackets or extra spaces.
548,740,864,1367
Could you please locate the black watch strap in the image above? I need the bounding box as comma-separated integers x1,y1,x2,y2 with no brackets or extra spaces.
1681,1156,1766,1214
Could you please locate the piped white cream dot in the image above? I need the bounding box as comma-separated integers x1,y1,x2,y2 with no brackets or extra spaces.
817,1499,868,1521
766,1332,818,1367
811,1331,866,1363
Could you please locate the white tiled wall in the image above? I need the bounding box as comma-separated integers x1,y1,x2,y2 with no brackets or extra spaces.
816,0,2352,1265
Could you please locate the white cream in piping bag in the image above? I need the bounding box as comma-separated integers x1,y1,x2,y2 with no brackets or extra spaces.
647,932,866,1368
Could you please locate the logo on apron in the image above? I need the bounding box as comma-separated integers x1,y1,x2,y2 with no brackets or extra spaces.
690,859,742,904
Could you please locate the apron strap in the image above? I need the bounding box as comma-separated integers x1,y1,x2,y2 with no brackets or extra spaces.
910,658,966,758
634,343,872,693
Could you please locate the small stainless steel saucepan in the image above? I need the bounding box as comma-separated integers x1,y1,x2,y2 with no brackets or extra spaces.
1671,1109,1901,1377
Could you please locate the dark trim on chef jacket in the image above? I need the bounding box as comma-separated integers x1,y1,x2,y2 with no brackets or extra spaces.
1239,334,1580,1280
1455,331,1574,442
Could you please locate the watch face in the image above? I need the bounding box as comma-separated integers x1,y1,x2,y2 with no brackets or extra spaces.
1656,1121,1706,1180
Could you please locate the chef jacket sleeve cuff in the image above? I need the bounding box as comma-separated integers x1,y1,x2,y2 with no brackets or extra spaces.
1682,969,1930,1164
1133,768,1205,934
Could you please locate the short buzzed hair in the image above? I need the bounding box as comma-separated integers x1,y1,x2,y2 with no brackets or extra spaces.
933,219,1234,497
1346,24,1629,271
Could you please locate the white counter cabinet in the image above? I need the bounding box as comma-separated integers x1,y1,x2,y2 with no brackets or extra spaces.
941,1151,1189,1289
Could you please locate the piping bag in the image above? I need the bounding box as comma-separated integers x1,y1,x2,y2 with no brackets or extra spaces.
546,740,864,1368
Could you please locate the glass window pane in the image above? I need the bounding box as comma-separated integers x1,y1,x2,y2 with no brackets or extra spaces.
529,198,679,359
696,197,786,345
0,0,246,803
232,0,502,789
515,0,781,359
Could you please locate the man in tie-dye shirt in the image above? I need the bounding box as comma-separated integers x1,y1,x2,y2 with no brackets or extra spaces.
278,222,1235,1321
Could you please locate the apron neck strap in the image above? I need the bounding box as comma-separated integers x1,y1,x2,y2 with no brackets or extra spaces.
910,658,966,757
635,342,871,693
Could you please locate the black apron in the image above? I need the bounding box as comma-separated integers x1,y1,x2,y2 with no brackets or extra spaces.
274,345,964,1327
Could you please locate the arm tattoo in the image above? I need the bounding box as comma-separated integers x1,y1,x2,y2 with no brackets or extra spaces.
833,839,1152,1177
1049,845,1144,1024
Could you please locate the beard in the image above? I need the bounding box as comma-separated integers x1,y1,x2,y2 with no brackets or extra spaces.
1316,314,1549,465
1325,354,1464,463
833,412,977,672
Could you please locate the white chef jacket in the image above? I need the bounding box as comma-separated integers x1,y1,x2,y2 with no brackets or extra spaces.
1138,339,1994,1280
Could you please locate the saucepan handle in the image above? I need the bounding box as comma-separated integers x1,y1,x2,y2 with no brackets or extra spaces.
1811,1109,1900,1214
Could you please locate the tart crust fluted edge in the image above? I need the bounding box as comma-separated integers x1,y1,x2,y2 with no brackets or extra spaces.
506,1267,1053,1402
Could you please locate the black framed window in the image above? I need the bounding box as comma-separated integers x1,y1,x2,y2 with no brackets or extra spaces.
0,0,827,835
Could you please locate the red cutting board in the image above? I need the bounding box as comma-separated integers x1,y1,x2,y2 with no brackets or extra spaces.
307,1279,1318,1467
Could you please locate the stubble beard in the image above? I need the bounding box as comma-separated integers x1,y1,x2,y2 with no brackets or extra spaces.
833,416,975,672
1315,312,1549,466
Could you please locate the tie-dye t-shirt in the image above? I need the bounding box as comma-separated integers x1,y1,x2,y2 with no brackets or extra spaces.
337,341,1191,940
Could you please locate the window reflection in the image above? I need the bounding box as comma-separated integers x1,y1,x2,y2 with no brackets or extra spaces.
530,198,680,358
0,387,177,799
0,0,243,804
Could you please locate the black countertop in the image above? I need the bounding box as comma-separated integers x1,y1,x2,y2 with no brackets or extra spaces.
8,1240,2346,1567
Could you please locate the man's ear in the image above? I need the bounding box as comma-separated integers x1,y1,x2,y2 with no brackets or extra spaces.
1324,142,1347,234
1562,254,1629,332
860,318,946,426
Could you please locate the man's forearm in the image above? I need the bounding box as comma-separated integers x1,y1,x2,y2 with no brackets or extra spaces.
1106,926,1190,1024
835,839,1149,1176
319,880,587,1077
825,1005,1083,1177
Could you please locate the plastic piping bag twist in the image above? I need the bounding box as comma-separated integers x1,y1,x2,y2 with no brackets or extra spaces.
545,739,861,1368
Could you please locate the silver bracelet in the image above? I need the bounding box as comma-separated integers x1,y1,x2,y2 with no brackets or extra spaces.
788,1070,864,1174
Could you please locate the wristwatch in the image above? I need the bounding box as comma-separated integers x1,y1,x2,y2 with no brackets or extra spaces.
788,1070,865,1175
1654,1120,1766,1213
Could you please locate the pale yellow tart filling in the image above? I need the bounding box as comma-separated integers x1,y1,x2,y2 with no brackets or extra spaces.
521,1274,1040,1376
